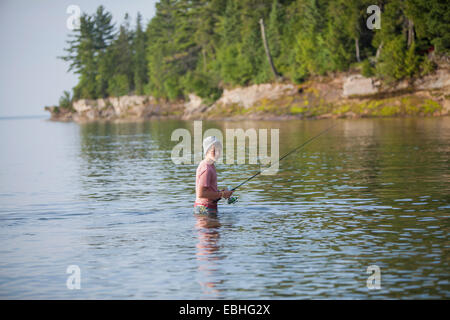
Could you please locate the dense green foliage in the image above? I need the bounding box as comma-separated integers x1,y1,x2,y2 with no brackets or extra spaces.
60,0,449,103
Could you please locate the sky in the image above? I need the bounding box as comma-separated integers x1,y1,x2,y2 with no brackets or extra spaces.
0,0,158,117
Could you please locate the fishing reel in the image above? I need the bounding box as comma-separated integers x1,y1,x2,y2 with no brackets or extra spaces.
226,186,238,204
227,195,239,204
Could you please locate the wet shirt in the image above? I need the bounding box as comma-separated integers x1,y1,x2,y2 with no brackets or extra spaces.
195,160,218,209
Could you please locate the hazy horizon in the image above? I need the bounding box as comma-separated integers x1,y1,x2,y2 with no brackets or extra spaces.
0,0,157,117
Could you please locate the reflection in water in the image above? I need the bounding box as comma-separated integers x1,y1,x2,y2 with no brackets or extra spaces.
195,213,223,298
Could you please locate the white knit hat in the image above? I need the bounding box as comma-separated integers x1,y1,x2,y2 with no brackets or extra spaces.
203,136,222,156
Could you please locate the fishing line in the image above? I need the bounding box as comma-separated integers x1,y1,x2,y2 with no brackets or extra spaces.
230,123,337,192
214,123,337,204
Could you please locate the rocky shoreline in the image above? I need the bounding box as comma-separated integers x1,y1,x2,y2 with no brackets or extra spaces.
45,68,450,122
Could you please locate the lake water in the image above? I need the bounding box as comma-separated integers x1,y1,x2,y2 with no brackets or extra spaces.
0,116,449,299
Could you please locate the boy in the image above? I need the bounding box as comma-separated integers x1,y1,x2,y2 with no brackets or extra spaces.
194,136,233,214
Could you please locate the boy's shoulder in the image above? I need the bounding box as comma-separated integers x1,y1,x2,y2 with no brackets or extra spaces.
196,159,208,172
196,160,215,174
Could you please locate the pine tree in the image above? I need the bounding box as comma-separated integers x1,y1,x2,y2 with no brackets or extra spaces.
60,13,97,99
108,14,134,96
93,5,115,51
133,13,148,95
294,0,332,79
325,0,354,72
60,6,115,100
146,0,201,100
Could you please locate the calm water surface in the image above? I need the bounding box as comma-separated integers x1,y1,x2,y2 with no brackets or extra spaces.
0,116,449,299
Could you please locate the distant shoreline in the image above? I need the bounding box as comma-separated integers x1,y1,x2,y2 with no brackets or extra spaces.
0,114,47,121
45,68,450,123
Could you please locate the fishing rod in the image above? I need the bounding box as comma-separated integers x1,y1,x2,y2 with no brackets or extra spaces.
225,123,337,204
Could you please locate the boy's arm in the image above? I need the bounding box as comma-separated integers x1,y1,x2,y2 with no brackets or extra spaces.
198,187,222,200
198,187,232,200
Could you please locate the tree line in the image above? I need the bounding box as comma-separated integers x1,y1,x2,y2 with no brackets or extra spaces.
59,0,449,107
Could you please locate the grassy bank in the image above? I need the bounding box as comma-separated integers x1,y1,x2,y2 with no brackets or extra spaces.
206,89,446,120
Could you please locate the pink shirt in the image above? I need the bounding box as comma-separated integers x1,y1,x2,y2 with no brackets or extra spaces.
195,160,218,209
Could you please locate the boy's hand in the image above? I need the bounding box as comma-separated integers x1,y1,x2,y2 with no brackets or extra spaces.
222,190,233,199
